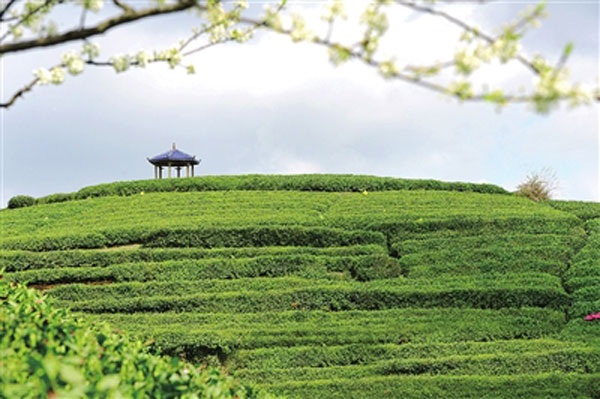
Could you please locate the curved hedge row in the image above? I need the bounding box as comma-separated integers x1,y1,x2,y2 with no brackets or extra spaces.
0,225,386,251
6,254,400,285
264,373,600,399
229,339,578,370
30,174,509,205
0,244,386,272
391,234,585,257
237,348,600,382
549,200,600,221
91,308,564,357
57,274,569,314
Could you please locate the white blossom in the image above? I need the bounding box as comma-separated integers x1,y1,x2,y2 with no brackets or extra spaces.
82,42,100,59
155,48,182,69
110,54,131,73
322,0,347,22
34,68,52,85
9,25,24,38
454,48,481,75
79,0,104,12
290,14,313,42
135,50,153,67
378,59,398,79
62,50,84,75
50,67,65,84
236,0,249,10
263,5,283,31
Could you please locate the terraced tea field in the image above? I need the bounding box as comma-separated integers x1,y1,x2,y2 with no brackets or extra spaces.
2,175,599,398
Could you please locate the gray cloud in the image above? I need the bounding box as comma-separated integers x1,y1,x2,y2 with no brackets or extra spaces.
2,2,598,205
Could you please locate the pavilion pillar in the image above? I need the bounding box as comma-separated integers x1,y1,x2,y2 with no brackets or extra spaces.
191,165,195,177
154,166,157,179
176,167,181,178
186,165,189,177
168,164,172,178
159,167,163,179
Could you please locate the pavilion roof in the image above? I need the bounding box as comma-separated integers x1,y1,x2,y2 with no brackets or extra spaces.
148,144,200,166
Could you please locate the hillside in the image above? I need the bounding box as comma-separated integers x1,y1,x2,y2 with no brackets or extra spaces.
2,175,600,398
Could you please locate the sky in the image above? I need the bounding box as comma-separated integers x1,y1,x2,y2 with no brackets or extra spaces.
1,0,599,207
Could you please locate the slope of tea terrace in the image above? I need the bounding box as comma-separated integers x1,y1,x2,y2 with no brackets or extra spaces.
2,175,598,399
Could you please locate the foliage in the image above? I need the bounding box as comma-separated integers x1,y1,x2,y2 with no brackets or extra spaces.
0,277,281,399
7,195,35,209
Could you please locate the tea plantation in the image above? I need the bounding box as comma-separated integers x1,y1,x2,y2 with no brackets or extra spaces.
2,175,600,398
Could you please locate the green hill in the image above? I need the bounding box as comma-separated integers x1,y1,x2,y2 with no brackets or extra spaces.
2,175,600,398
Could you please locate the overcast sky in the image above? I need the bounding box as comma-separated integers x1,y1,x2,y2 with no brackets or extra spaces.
1,0,598,207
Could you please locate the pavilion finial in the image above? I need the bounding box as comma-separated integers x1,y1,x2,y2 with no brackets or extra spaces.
172,142,176,150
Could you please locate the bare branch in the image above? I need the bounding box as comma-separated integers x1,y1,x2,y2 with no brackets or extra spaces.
0,76,40,108
0,0,61,43
179,26,212,52
181,38,232,57
0,0,18,20
112,0,134,14
394,0,539,74
0,0,198,55
79,8,87,30
0,0,59,26
1,31,236,109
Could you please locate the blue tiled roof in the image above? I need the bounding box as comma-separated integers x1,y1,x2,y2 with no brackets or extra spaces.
149,148,197,162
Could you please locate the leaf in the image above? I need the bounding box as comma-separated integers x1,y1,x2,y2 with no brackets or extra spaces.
97,375,121,391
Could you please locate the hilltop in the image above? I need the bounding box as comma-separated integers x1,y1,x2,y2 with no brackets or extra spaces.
2,174,600,398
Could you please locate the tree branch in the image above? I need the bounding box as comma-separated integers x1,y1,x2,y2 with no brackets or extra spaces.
0,0,198,55
112,0,134,14
0,0,18,20
394,0,539,74
0,76,40,108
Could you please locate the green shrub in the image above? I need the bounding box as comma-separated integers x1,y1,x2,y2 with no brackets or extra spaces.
35,192,75,205
7,195,35,209
0,277,281,399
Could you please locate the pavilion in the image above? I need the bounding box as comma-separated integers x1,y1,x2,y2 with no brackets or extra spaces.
148,143,200,179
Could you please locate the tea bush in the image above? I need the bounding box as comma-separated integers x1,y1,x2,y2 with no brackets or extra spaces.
0,277,281,399
7,195,35,209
